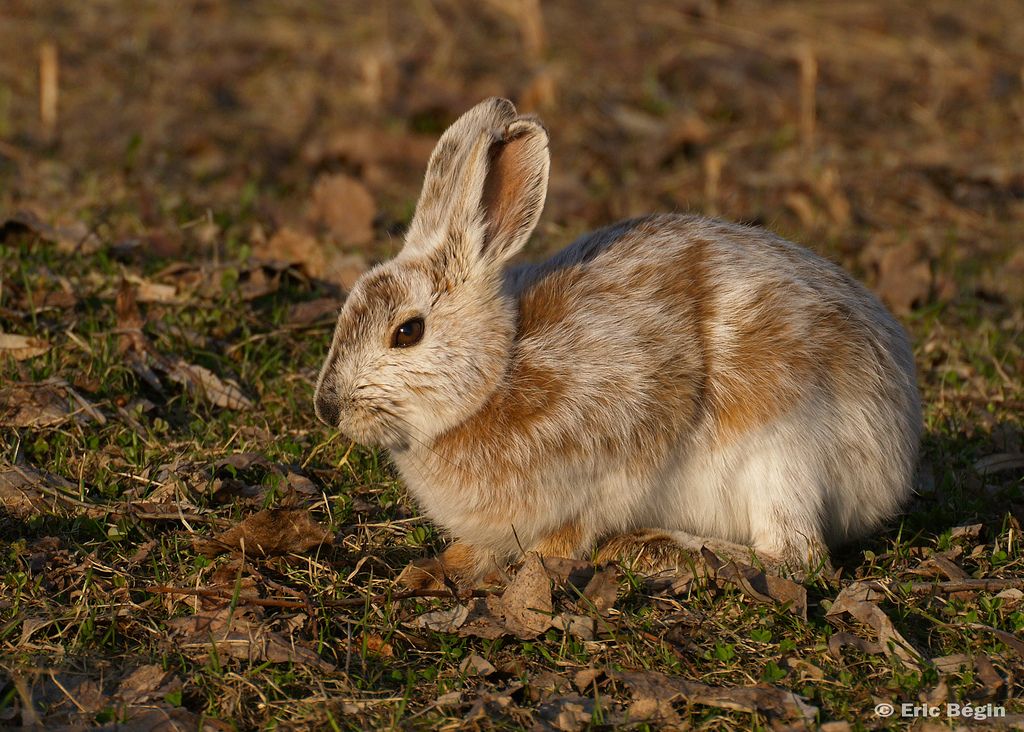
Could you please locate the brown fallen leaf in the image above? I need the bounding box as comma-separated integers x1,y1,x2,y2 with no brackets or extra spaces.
307,173,376,246
717,562,809,619
255,227,367,290
551,613,595,641
413,604,471,633
0,333,50,361
974,453,1024,476
0,464,102,518
581,565,620,615
0,209,101,253
412,556,556,640
536,693,595,732
828,630,884,660
168,606,334,670
115,279,252,409
286,297,343,326
114,665,182,706
460,653,497,677
973,654,1005,699
861,234,932,315
931,653,971,673
826,582,922,666
160,357,253,410
497,552,553,638
613,669,818,726
130,277,180,304
0,380,104,428
193,508,333,557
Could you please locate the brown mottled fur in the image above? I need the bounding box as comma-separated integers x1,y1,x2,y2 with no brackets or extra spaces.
314,99,922,588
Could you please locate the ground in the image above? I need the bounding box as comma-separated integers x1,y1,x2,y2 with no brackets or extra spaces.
1,0,1023,729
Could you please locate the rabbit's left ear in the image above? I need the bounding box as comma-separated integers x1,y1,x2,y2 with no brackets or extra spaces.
404,98,549,269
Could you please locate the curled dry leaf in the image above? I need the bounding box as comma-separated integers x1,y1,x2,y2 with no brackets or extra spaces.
828,631,884,660
0,333,50,361
826,581,921,666
0,465,103,519
193,507,333,558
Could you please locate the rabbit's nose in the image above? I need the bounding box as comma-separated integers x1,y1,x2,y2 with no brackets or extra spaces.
314,389,341,427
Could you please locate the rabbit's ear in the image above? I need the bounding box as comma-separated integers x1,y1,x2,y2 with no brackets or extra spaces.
404,98,549,269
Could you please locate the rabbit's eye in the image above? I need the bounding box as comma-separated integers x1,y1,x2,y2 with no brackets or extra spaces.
392,317,425,348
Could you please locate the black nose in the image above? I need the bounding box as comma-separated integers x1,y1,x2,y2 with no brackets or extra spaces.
314,389,341,427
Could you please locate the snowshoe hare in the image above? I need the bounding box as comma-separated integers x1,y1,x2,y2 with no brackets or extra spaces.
314,98,921,588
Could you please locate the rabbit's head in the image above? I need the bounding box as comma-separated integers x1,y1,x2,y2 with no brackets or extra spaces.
314,98,549,450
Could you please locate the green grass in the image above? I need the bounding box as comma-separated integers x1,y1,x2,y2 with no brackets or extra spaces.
1,228,1022,730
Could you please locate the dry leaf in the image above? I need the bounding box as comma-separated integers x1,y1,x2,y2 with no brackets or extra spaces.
168,606,334,670
286,297,342,326
0,333,50,361
536,693,595,732
613,669,818,725
114,665,182,706
256,227,366,289
551,613,595,641
828,630,884,660
123,273,181,304
161,357,253,410
973,654,1004,699
498,553,553,638
307,173,376,246
193,508,333,557
826,582,921,666
974,453,1024,475
0,383,71,427
459,653,497,677
0,209,100,253
861,235,932,315
0,380,104,428
581,565,619,615
414,605,470,633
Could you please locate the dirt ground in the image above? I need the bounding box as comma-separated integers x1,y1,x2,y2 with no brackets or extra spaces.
1,1,1023,729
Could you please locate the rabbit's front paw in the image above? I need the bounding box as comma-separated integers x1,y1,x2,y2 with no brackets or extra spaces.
397,541,484,590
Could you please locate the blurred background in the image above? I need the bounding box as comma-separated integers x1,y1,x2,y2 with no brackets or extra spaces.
2,0,1022,310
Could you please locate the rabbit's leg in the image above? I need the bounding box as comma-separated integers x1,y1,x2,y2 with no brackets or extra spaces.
747,507,832,576
596,529,765,574
529,521,585,559
398,541,498,590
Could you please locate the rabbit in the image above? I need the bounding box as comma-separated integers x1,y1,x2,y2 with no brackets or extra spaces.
313,97,922,589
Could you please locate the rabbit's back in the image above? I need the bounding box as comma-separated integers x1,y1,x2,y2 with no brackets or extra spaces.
503,214,920,548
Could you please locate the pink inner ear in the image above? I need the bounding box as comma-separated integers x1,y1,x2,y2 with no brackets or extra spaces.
481,132,535,252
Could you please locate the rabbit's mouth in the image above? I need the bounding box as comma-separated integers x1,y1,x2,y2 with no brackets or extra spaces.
338,402,411,452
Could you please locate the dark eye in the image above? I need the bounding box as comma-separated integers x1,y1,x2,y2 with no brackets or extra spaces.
391,317,425,348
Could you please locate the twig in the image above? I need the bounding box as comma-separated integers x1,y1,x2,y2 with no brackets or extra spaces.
146,584,495,609
864,578,1024,594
